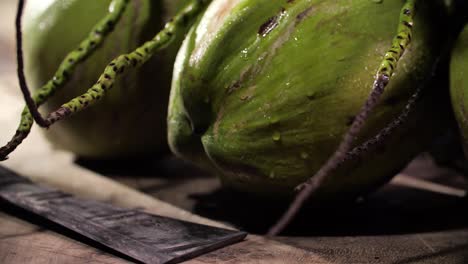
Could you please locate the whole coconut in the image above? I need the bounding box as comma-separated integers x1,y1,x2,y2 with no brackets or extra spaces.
168,0,451,198
24,0,189,159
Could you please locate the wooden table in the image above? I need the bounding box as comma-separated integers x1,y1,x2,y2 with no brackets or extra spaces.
1,155,468,264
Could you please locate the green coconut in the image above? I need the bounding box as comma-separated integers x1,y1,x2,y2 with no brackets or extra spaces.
168,0,451,198
23,0,189,159
451,24,468,156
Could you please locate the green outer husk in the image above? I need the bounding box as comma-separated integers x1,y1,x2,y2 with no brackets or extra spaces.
23,0,190,159
451,24,468,155
0,0,130,160
169,0,450,197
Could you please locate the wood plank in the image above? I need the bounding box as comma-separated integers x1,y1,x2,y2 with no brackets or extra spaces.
0,211,130,264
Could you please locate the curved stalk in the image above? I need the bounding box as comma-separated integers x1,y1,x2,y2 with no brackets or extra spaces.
269,0,417,236
1,0,130,160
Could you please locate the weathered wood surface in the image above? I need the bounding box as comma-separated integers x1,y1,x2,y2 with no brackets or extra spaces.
2,205,468,264
0,211,130,264
0,208,327,264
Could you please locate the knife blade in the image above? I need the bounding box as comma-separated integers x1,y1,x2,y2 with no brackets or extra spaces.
0,165,247,264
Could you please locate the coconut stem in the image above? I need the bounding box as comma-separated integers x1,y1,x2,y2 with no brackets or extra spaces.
43,0,208,126
15,0,48,127
268,0,417,236
0,0,129,161
345,86,421,161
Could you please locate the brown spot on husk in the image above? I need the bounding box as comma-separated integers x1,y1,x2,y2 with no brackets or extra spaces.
296,6,314,22
259,15,280,37
213,104,226,140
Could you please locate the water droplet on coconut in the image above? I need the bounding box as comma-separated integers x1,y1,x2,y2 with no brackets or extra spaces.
269,116,279,125
269,170,276,179
306,91,317,100
240,48,249,60
240,94,249,101
272,131,281,142
300,152,309,160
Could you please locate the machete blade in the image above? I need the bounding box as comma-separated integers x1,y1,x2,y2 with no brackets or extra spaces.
0,165,247,264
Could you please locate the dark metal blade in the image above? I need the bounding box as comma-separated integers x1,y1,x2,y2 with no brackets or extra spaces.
0,165,247,264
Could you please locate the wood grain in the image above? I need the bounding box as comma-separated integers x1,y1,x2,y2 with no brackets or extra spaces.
0,211,130,264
